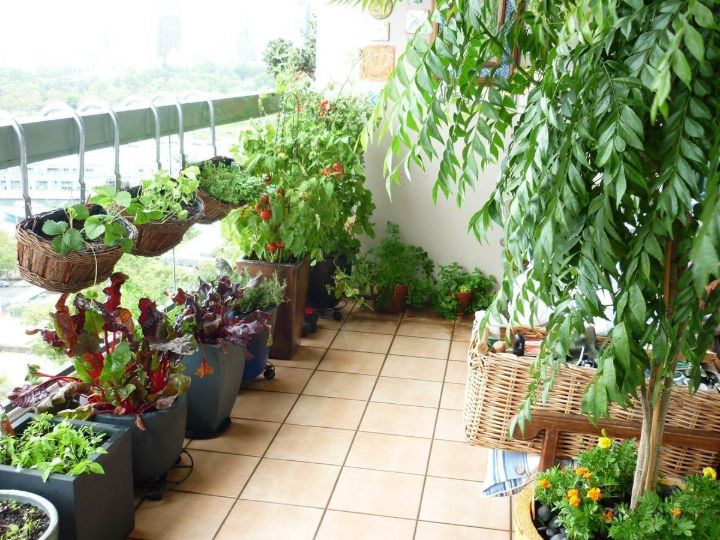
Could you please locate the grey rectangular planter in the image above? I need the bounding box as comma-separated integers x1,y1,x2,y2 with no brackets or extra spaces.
0,414,134,540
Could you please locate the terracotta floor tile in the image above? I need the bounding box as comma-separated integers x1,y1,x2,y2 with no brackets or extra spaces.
216,500,323,540
453,325,473,342
350,305,402,321
390,336,450,359
440,382,465,410
434,408,467,442
188,419,280,456
318,317,343,330
170,450,258,498
420,477,510,529
445,360,468,384
343,317,399,334
318,349,385,375
428,440,489,481
346,431,431,474
416,522,511,540
286,395,366,430
303,370,377,400
266,424,354,465
371,377,442,408
132,492,233,540
381,355,447,382
243,366,313,394
329,467,425,519
360,402,437,438
402,308,447,323
241,458,340,508
232,391,298,422
330,330,393,354
301,328,338,348
449,340,470,361
274,346,325,369
316,511,415,540
397,321,453,340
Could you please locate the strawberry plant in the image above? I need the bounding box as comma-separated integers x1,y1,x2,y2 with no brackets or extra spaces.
123,166,200,225
40,188,133,256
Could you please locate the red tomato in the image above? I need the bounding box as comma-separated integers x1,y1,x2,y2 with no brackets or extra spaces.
266,243,277,253
276,240,284,248
331,163,345,177
260,209,272,221
321,169,330,176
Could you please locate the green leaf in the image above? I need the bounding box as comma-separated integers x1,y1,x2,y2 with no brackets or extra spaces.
69,204,90,221
41,220,68,236
115,191,132,208
83,216,106,240
672,49,692,87
59,228,84,256
692,1,715,29
613,323,631,371
84,309,105,335
683,24,705,61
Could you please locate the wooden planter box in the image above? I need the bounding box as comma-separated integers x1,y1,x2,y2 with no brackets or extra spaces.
0,414,134,540
236,258,309,359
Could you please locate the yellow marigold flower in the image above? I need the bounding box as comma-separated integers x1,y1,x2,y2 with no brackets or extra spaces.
587,487,602,502
671,507,682,518
703,467,717,481
538,478,552,489
598,429,612,449
568,495,581,507
583,472,592,480
575,466,588,476
603,510,614,523
567,488,579,499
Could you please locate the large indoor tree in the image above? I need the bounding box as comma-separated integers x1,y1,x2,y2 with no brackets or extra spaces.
342,0,720,506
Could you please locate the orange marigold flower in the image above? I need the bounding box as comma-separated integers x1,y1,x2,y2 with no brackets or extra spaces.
603,510,614,523
538,478,552,489
703,467,717,481
568,495,581,507
567,489,579,499
575,466,588,476
587,487,602,502
583,472,592,480
671,507,682,518
598,429,612,449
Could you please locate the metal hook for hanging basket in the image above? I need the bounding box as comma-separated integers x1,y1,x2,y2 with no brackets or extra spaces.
0,110,30,218
79,100,121,189
41,103,86,202
122,96,162,171
152,94,185,169
182,92,217,157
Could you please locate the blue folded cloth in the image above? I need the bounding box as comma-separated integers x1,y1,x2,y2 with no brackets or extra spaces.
482,448,539,497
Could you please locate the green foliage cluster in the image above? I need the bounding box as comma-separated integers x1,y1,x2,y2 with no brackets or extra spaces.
198,162,265,205
0,414,106,481
124,167,200,225
435,263,496,319
232,269,286,313
348,0,720,502
0,498,49,540
262,17,317,81
223,84,375,263
41,188,133,256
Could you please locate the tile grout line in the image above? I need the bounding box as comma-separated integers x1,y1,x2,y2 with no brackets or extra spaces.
310,304,405,540
410,318,457,540
209,309,344,540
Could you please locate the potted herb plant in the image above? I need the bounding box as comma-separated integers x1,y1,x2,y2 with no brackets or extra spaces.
0,413,134,540
16,187,136,293
435,263,496,319
0,490,58,540
119,166,204,257
171,276,269,438
195,156,265,224
17,273,195,483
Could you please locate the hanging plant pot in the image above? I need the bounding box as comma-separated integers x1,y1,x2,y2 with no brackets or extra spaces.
16,205,137,293
242,307,278,380
123,187,204,257
195,156,247,224
93,396,187,483
0,414,134,540
182,344,246,438
237,258,309,360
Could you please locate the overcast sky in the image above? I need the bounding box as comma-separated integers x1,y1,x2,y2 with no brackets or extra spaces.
0,0,312,70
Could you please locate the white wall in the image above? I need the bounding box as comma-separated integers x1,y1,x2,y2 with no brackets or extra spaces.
313,0,505,279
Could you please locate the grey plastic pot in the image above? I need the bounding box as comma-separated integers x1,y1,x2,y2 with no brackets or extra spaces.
0,414,134,540
0,490,59,540
182,343,246,438
94,395,187,483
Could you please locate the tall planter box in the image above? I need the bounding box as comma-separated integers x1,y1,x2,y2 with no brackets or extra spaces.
183,343,246,438
0,414,134,540
94,396,187,483
237,258,309,359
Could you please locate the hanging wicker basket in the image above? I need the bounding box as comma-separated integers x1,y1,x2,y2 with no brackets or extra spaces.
464,323,720,479
16,205,137,293
195,157,246,225
123,187,205,257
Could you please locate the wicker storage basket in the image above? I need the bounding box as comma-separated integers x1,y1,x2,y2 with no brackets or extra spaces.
16,205,137,293
123,188,204,257
464,324,720,478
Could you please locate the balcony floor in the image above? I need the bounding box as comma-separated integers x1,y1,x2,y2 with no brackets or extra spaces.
129,305,512,539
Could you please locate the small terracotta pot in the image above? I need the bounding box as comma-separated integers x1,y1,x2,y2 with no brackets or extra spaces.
454,291,474,316
376,284,408,313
